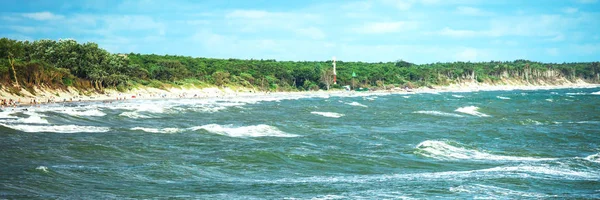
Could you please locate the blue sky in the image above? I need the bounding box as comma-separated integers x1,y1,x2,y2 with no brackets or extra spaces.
1,0,599,64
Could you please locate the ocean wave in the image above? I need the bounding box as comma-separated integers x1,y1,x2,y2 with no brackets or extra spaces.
566,92,587,95
58,108,106,117
311,111,344,118
345,102,368,108
455,106,490,117
267,164,597,184
131,127,182,134
15,115,49,124
450,184,550,198
496,96,511,100
452,95,464,98
546,99,554,102
415,140,554,161
119,111,152,119
519,119,544,126
191,124,298,138
585,153,600,163
592,91,600,95
413,111,463,118
35,166,49,173
1,124,110,133
402,96,410,99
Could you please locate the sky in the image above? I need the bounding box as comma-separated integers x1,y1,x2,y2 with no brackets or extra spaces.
1,0,599,64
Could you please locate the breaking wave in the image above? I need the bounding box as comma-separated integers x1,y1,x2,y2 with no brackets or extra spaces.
130,127,182,134
415,140,554,161
345,102,368,108
496,96,511,100
191,124,298,138
58,108,106,117
119,111,152,119
413,111,463,118
311,112,344,118
455,106,490,117
1,124,110,133
585,153,600,163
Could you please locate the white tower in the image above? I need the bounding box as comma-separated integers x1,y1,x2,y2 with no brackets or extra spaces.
333,56,337,84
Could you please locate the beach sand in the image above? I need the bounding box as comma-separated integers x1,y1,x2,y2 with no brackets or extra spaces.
1,79,599,107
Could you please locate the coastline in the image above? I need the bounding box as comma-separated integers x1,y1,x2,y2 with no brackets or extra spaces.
1,81,599,107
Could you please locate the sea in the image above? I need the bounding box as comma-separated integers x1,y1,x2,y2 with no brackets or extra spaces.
1,87,599,199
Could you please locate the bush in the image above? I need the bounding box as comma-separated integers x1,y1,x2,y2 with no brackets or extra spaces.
62,77,73,86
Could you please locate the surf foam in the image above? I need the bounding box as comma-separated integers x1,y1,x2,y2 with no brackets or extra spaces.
452,95,464,98
191,124,298,137
131,127,182,134
345,102,368,108
496,96,511,100
36,166,49,173
413,111,463,118
455,106,490,117
585,153,600,163
59,109,106,117
415,140,554,161
311,111,345,118
1,124,110,133
119,111,152,119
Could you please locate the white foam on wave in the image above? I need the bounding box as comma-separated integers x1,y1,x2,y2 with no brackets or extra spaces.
496,96,511,100
266,163,598,184
585,153,600,163
1,124,110,133
452,95,464,98
566,92,587,95
191,124,298,138
311,111,345,118
36,166,49,173
415,140,554,161
449,184,551,198
58,108,106,117
345,102,368,108
413,111,463,118
545,99,554,102
0,110,18,119
592,91,600,95
455,106,490,117
15,113,49,124
402,96,410,99
131,127,182,134
119,111,152,119
520,119,543,126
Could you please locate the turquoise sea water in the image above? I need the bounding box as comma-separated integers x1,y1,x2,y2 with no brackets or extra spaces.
1,88,599,199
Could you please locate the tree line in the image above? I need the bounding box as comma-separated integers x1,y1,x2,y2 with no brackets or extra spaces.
1,37,599,94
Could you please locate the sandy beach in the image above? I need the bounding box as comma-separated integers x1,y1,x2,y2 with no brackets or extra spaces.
1,79,599,107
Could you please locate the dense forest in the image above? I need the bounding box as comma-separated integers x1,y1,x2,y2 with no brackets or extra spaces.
1,38,599,94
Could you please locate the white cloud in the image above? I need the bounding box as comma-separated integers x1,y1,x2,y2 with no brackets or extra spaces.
455,48,478,61
438,27,479,37
456,6,491,16
562,7,579,14
383,0,412,10
22,12,64,21
226,10,271,19
546,48,559,56
358,21,418,34
548,34,565,42
577,0,598,3
8,26,36,33
295,27,326,40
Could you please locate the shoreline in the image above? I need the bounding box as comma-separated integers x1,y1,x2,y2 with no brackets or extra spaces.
1,82,600,107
